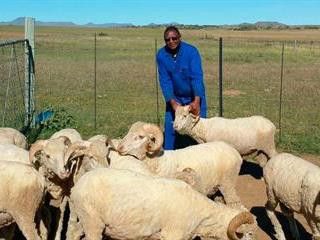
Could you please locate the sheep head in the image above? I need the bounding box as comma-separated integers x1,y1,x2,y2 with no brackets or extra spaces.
29,136,72,180
227,212,257,240
173,105,200,134
117,122,163,160
64,137,113,175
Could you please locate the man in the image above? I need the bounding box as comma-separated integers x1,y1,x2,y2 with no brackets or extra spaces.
156,26,207,150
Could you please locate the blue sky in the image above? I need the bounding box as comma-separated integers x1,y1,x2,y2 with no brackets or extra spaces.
1,0,320,25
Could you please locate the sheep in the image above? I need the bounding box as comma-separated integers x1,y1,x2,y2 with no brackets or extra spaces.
173,105,278,167
29,135,77,240
69,167,257,240
64,136,203,239
0,127,27,149
50,128,82,143
117,122,244,207
0,143,29,164
263,153,320,240
0,161,47,240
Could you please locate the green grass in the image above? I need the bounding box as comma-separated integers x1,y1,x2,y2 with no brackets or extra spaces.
1,26,319,154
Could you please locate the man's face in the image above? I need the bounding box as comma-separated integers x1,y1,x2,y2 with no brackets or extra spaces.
164,31,180,50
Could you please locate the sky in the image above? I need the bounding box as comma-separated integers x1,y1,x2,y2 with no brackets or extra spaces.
1,0,320,26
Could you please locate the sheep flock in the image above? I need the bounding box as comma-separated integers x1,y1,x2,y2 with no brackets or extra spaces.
0,111,319,240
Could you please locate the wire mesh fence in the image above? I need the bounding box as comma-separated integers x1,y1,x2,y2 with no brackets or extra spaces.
0,40,27,130
30,29,320,154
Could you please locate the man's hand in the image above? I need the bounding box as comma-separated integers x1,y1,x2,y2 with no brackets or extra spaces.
170,99,181,111
189,97,200,116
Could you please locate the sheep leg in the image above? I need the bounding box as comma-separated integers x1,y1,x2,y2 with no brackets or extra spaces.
14,215,42,240
218,182,242,208
255,151,268,168
54,197,68,240
76,211,104,240
265,200,286,240
66,201,84,240
306,217,320,240
279,203,300,240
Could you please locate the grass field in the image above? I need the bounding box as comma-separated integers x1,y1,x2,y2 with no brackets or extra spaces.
0,26,319,154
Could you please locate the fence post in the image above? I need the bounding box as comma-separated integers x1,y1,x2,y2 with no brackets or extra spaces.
278,42,285,142
218,37,223,117
155,38,160,126
94,33,97,130
24,17,35,126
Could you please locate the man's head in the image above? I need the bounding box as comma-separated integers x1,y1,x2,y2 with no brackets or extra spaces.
164,26,181,50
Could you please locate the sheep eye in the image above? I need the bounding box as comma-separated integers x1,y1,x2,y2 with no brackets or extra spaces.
138,135,144,139
46,154,51,159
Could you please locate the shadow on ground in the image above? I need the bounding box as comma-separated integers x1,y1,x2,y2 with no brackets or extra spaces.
251,206,312,240
239,159,263,179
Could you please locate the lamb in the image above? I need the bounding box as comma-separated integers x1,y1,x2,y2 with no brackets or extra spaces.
70,167,257,240
0,127,27,149
173,105,278,166
0,161,47,240
263,153,320,240
117,122,243,207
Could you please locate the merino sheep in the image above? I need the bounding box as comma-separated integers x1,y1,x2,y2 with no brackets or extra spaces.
70,168,257,240
173,105,278,166
263,153,320,240
50,128,82,143
0,127,27,149
0,143,29,164
0,161,47,240
117,122,243,207
64,136,206,239
29,135,77,240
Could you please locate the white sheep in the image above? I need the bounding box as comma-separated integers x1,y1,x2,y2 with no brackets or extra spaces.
117,122,244,207
29,135,77,240
173,105,278,166
0,161,47,240
64,136,204,240
263,153,320,240
0,143,29,164
0,127,27,149
70,167,257,240
50,128,82,143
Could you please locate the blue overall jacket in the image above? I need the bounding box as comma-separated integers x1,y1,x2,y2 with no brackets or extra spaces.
156,41,207,149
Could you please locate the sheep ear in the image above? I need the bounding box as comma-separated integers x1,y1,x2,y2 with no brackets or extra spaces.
191,114,200,123
29,140,47,165
173,168,202,191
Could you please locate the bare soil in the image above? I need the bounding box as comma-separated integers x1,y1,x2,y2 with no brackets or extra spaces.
237,154,320,240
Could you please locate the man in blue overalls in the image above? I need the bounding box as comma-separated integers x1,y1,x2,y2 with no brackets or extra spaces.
156,26,207,150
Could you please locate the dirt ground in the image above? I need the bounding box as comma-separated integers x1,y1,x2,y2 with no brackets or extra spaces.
237,154,320,240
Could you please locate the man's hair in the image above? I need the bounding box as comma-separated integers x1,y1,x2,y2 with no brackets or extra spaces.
164,26,181,38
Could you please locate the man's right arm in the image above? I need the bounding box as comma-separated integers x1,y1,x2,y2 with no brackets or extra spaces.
157,55,177,107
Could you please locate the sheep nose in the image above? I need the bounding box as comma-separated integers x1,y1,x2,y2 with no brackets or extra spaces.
59,170,70,179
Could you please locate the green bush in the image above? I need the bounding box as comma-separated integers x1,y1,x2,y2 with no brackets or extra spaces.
26,106,77,144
